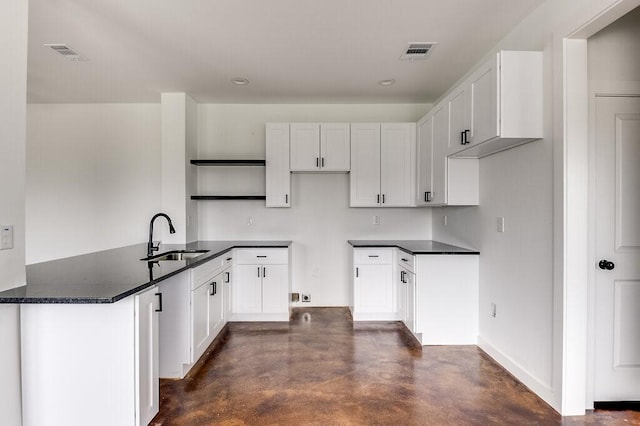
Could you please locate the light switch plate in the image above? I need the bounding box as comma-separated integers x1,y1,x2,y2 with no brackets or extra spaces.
1,225,14,250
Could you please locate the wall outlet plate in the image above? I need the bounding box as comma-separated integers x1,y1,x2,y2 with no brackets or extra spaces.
1,225,13,250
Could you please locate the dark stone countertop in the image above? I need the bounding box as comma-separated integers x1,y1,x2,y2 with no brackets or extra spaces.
348,240,479,255
0,241,291,304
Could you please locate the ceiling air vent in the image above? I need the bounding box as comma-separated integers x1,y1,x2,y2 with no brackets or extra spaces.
400,42,437,61
45,44,87,61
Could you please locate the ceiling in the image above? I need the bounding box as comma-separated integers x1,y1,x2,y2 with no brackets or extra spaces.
27,0,544,104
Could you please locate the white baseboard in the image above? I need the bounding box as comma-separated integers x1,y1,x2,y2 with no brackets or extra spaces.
478,336,558,412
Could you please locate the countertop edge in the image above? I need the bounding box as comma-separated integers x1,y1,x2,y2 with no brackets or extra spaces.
348,240,480,255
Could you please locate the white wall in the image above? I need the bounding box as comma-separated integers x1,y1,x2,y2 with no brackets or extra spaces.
197,104,431,307
432,0,640,414
1,1,28,424
26,104,161,264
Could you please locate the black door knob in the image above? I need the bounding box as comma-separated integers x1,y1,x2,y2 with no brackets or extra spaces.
598,260,615,270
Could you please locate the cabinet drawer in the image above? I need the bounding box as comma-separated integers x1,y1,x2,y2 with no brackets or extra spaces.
354,248,393,265
191,256,225,289
235,248,288,265
222,250,234,269
397,250,415,273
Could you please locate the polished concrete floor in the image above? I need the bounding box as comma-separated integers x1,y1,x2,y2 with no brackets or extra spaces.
152,307,640,425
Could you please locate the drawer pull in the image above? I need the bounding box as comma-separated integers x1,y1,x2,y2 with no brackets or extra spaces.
368,255,379,258
401,258,408,262
226,257,232,261
257,255,267,258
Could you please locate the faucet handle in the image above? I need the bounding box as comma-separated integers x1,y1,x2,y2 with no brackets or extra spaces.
151,240,161,252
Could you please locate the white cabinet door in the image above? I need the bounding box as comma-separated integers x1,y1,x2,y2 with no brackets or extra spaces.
431,106,447,205
350,123,381,206
261,264,289,314
397,268,407,323
320,123,350,171
380,123,415,207
209,272,224,338
354,264,393,313
448,85,470,155
290,123,320,171
135,286,159,426
405,271,416,333
266,123,291,207
191,281,211,362
416,115,433,206
234,265,263,313
469,54,499,146
223,268,232,322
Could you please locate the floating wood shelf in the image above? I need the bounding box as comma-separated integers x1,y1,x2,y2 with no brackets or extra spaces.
190,160,266,166
191,195,266,201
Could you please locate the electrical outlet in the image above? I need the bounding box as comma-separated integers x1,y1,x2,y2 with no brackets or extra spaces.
301,294,311,303
491,302,497,318
443,215,448,227
373,215,380,225
247,216,254,226
497,217,505,233
1,225,13,250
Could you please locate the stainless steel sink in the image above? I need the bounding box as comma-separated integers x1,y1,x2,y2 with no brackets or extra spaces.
142,250,209,261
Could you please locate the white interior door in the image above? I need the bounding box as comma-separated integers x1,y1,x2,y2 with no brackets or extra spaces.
594,95,640,401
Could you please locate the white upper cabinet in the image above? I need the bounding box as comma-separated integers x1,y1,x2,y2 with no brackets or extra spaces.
320,123,350,171
290,123,350,172
265,123,291,207
446,85,471,156
450,50,543,158
290,123,320,171
350,123,415,207
416,115,433,206
431,106,448,205
380,123,416,207
415,106,479,207
350,123,382,207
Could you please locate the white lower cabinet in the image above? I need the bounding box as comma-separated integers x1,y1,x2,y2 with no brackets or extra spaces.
135,286,161,426
352,248,395,320
232,248,290,321
21,286,161,426
414,255,479,345
159,254,232,379
397,253,417,340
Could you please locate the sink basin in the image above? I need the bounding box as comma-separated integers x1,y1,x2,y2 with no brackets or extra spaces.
142,250,210,262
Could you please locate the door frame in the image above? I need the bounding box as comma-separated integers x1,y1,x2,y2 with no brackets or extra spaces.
558,0,640,414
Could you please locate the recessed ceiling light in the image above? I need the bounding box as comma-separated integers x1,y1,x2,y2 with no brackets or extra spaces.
231,78,250,85
378,79,396,86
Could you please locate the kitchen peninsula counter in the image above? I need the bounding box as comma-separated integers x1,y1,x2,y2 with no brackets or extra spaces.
0,240,292,304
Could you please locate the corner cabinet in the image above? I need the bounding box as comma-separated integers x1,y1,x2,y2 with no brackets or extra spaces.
449,50,543,158
350,123,416,207
416,107,478,206
266,123,291,207
21,286,161,426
